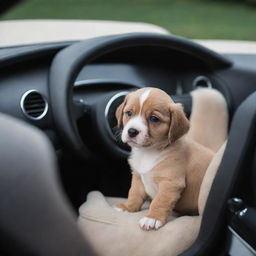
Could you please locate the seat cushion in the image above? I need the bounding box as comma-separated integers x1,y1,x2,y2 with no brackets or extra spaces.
78,191,201,256
78,144,225,256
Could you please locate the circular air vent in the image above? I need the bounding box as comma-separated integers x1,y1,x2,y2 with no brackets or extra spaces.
104,91,130,151
193,76,212,89
21,90,48,120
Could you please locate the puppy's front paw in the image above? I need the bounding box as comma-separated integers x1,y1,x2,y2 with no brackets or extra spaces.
139,217,163,230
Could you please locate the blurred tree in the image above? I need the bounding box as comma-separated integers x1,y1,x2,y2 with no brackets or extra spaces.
0,0,24,15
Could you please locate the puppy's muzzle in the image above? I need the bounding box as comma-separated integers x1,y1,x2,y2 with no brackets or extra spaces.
128,128,139,138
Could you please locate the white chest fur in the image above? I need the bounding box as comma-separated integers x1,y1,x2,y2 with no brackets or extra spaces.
129,147,168,198
140,172,158,199
129,148,163,174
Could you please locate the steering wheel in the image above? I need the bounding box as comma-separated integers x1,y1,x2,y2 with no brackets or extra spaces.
48,33,230,158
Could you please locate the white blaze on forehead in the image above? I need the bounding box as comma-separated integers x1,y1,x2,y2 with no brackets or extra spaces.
139,89,151,112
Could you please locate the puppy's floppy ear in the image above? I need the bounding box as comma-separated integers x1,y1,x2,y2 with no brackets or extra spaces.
168,103,190,143
115,97,127,128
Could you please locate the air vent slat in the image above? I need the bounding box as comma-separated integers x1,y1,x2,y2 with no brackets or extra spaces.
26,109,46,114
26,102,42,105
26,95,41,98
25,105,45,109
21,90,48,120
24,99,45,104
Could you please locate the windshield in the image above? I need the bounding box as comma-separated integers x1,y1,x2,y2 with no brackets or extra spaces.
1,0,256,47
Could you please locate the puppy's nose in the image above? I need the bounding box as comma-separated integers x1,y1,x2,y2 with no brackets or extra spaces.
128,128,139,138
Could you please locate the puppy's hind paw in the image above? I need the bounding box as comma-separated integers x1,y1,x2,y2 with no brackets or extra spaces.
113,203,128,212
139,217,163,230
113,206,127,212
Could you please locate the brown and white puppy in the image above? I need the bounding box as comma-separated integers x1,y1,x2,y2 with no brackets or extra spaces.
115,87,214,231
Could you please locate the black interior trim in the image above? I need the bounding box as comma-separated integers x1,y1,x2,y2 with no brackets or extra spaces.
0,41,73,68
230,206,256,249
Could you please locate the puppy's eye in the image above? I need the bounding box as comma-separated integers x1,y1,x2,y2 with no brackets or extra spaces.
125,111,132,117
149,115,160,123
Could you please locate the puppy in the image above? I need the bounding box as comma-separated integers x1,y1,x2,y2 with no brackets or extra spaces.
115,87,214,231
